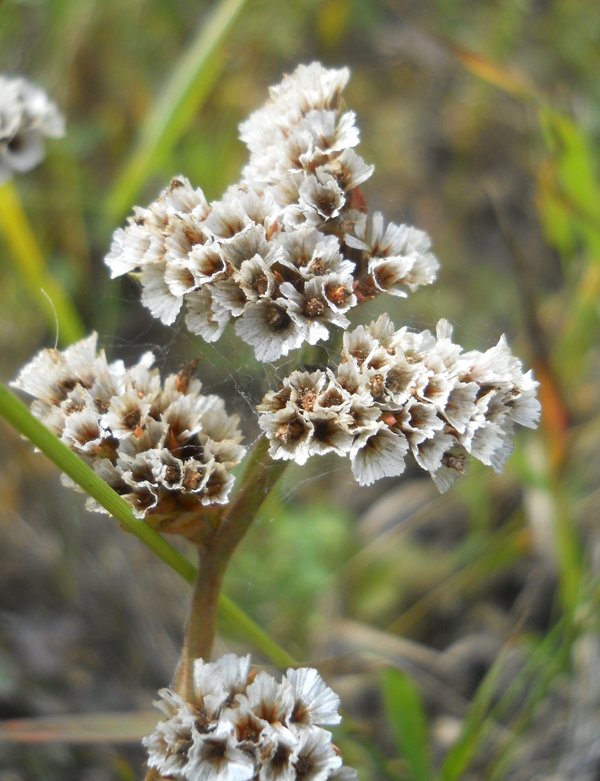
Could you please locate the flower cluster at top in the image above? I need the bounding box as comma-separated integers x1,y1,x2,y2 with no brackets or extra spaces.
12,335,246,526
105,63,438,362
143,653,357,781
0,74,64,184
258,315,540,491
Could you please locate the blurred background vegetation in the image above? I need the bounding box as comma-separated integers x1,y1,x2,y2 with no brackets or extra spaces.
1,0,599,779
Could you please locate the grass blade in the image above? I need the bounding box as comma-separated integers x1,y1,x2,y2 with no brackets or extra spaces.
0,181,85,345
105,0,248,224
381,668,431,781
0,711,158,745
436,647,508,781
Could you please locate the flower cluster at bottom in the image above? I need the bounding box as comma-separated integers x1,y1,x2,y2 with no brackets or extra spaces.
144,654,357,780
258,314,540,491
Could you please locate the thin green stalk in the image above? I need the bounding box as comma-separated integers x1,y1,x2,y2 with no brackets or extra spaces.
0,381,294,666
0,181,85,345
218,594,297,668
105,0,248,224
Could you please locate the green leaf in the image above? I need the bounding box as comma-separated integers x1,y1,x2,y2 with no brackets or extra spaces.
381,668,431,781
537,107,600,257
105,0,248,224
436,649,507,781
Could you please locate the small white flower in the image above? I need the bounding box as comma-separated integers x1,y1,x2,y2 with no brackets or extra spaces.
508,369,540,428
187,725,255,781
285,668,341,727
12,333,101,415
259,405,314,465
258,723,298,781
242,671,295,726
143,688,197,777
236,254,278,303
307,410,354,458
298,173,346,225
282,279,345,347
0,74,64,183
140,260,183,325
410,431,455,474
185,287,231,342
350,425,410,486
292,726,342,781
235,300,304,362
327,148,374,191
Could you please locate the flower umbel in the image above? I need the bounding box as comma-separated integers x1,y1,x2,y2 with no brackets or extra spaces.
0,74,65,183
12,334,246,532
258,314,540,491
105,64,438,361
143,654,357,780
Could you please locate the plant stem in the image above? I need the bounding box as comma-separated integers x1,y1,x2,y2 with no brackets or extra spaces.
173,546,225,700
215,436,287,558
171,437,289,699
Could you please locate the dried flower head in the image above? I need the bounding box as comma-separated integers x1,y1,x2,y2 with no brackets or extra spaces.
12,335,246,532
143,654,357,780
258,315,540,491
0,74,65,183
105,64,438,361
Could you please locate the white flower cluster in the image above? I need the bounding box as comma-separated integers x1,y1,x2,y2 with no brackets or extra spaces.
12,335,246,524
0,74,64,184
143,653,357,781
258,315,540,491
105,63,438,362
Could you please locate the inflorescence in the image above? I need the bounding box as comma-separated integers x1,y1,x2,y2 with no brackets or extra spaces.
12,334,246,527
0,74,64,184
105,63,438,362
258,315,540,490
9,59,543,781
143,653,357,781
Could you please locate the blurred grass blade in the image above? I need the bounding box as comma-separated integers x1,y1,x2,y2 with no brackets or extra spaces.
443,40,538,100
0,181,85,345
0,711,158,745
381,668,431,781
219,594,297,668
0,381,296,667
537,107,600,258
106,0,247,223
436,647,508,781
